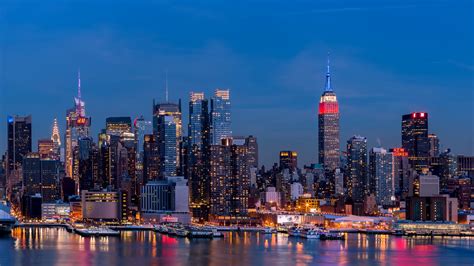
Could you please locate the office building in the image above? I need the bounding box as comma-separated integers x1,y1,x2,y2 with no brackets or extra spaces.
81,190,128,223
419,174,440,197
158,116,177,177
7,115,32,192
390,147,410,197
346,136,368,201
106,117,132,136
279,151,298,172
38,139,56,160
210,89,232,145
188,92,211,221
153,101,182,170
406,195,458,222
65,72,91,178
402,112,429,170
369,147,394,206
143,134,160,184
428,133,439,157
50,118,61,159
318,57,340,170
22,153,60,203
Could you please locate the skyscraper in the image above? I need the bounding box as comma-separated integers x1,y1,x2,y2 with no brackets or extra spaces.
158,116,177,177
279,151,298,172
22,152,60,203
65,71,91,178
210,89,232,145
428,133,440,157
346,136,368,202
209,138,250,220
106,117,132,136
153,101,182,171
143,134,160,184
402,112,429,170
51,118,61,159
318,56,340,170
390,148,410,198
38,139,57,160
188,92,211,221
369,147,394,206
7,115,32,196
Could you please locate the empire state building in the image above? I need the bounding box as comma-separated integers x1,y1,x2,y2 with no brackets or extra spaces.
318,57,340,170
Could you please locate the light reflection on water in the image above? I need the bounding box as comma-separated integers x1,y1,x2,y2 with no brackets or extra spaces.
1,228,473,265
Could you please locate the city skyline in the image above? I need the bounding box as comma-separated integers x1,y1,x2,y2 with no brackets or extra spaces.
1,0,473,167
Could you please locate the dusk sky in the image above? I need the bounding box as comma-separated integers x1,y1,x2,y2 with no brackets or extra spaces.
0,0,473,167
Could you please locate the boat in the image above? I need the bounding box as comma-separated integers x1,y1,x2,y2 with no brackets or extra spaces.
0,202,16,235
188,227,213,238
277,226,288,233
211,229,224,238
65,224,74,233
320,231,345,240
260,227,276,234
300,229,320,239
288,227,302,237
175,227,189,237
75,227,120,237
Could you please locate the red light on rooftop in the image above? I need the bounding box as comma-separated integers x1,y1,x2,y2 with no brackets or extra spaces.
412,113,416,118
420,112,425,118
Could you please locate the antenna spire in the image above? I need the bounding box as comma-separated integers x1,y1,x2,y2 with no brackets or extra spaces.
78,69,82,99
165,69,169,102
324,52,332,92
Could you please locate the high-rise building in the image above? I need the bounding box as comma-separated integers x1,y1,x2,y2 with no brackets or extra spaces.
369,147,394,206
134,116,152,155
38,139,57,160
279,151,298,172
74,137,98,192
188,92,211,221
346,136,368,202
65,72,91,178
210,89,232,145
106,117,132,136
22,152,60,203
428,133,439,157
389,148,410,198
402,112,429,170
158,116,177,177
153,101,182,170
7,115,32,179
318,57,340,170
51,118,61,159
209,138,250,220
245,135,258,168
143,134,160,184
419,174,440,197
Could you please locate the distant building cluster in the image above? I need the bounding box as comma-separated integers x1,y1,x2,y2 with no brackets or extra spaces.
1,58,473,225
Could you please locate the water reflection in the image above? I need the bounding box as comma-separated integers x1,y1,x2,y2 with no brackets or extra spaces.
1,228,474,265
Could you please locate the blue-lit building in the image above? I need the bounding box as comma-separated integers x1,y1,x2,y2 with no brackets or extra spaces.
210,89,232,145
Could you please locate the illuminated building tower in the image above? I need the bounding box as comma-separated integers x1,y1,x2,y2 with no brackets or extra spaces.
318,56,340,171
210,89,232,145
368,147,394,206
6,115,32,196
51,118,61,159
134,116,152,155
428,133,440,157
143,134,160,184
402,112,429,171
153,99,182,172
279,151,298,172
106,117,132,136
346,136,367,202
74,137,98,192
38,139,56,160
245,135,258,168
65,71,91,178
389,148,410,198
209,138,249,221
22,152,60,203
158,116,177,177
188,92,211,221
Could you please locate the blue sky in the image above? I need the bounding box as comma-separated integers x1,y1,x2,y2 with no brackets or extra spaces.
0,0,473,167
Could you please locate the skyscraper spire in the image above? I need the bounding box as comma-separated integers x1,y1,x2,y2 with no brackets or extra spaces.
324,53,332,92
78,69,82,99
51,118,61,146
165,69,169,102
